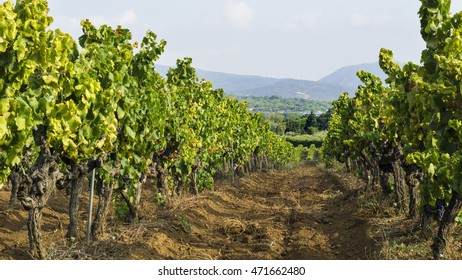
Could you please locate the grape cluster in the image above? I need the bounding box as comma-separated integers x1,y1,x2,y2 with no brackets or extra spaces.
422,200,446,222
435,200,446,222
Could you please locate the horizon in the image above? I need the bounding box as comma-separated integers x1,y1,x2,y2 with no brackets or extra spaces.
157,61,382,82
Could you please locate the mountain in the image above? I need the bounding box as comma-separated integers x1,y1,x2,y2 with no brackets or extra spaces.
317,62,388,93
155,62,389,102
155,65,350,102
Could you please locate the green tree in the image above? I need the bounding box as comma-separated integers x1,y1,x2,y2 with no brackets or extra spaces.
317,108,332,131
304,111,318,134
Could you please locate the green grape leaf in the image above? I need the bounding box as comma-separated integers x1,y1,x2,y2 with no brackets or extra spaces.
0,116,9,140
15,116,26,131
125,126,136,140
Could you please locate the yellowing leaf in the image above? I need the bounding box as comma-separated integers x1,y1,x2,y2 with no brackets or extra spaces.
0,116,9,140
428,163,436,178
125,126,136,140
117,107,125,119
15,116,26,131
42,74,58,85
0,98,10,113
62,137,78,159
7,152,20,166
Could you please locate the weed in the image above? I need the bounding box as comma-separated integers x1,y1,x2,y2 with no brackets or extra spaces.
153,192,166,208
178,215,192,233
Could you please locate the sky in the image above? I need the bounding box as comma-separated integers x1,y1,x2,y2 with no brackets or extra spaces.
45,0,462,81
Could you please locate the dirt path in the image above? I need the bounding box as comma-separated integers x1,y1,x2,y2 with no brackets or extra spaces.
0,162,380,260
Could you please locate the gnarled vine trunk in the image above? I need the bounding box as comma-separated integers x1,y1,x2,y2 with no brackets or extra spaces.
118,172,146,224
404,164,422,219
432,191,462,259
91,179,116,240
391,159,408,213
155,162,168,196
118,185,143,223
190,159,201,195
370,162,381,192
66,167,85,240
17,125,62,259
8,167,21,208
64,158,103,240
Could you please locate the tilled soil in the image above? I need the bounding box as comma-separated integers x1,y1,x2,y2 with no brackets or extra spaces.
1,162,454,260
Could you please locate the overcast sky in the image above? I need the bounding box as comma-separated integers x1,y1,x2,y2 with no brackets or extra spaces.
46,0,462,81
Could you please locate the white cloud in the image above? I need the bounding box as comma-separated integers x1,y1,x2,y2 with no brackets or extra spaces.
224,1,255,29
49,15,83,38
285,12,322,31
54,15,81,29
121,9,137,25
349,13,370,26
205,46,242,58
60,15,110,28
49,9,139,40
349,13,389,27
91,15,108,27
59,10,137,29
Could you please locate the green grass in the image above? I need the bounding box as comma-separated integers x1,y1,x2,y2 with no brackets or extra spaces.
285,131,327,148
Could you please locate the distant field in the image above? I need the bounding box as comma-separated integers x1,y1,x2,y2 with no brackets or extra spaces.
285,131,327,148
235,96,332,114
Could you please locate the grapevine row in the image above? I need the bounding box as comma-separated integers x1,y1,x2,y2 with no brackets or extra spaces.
323,0,462,259
0,0,303,259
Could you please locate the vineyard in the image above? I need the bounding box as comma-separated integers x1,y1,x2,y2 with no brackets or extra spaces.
0,0,304,259
4,162,462,260
2,162,371,260
323,0,462,259
2,0,462,260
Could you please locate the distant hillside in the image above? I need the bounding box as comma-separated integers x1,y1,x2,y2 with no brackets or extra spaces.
155,65,349,102
156,62,394,102
317,62,388,93
237,79,348,101
235,96,331,115
155,65,275,92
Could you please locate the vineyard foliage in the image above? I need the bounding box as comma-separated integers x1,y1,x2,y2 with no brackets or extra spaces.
0,0,304,258
323,0,462,258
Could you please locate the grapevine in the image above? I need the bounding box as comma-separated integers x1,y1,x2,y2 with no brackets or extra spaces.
0,0,303,258
323,0,462,259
